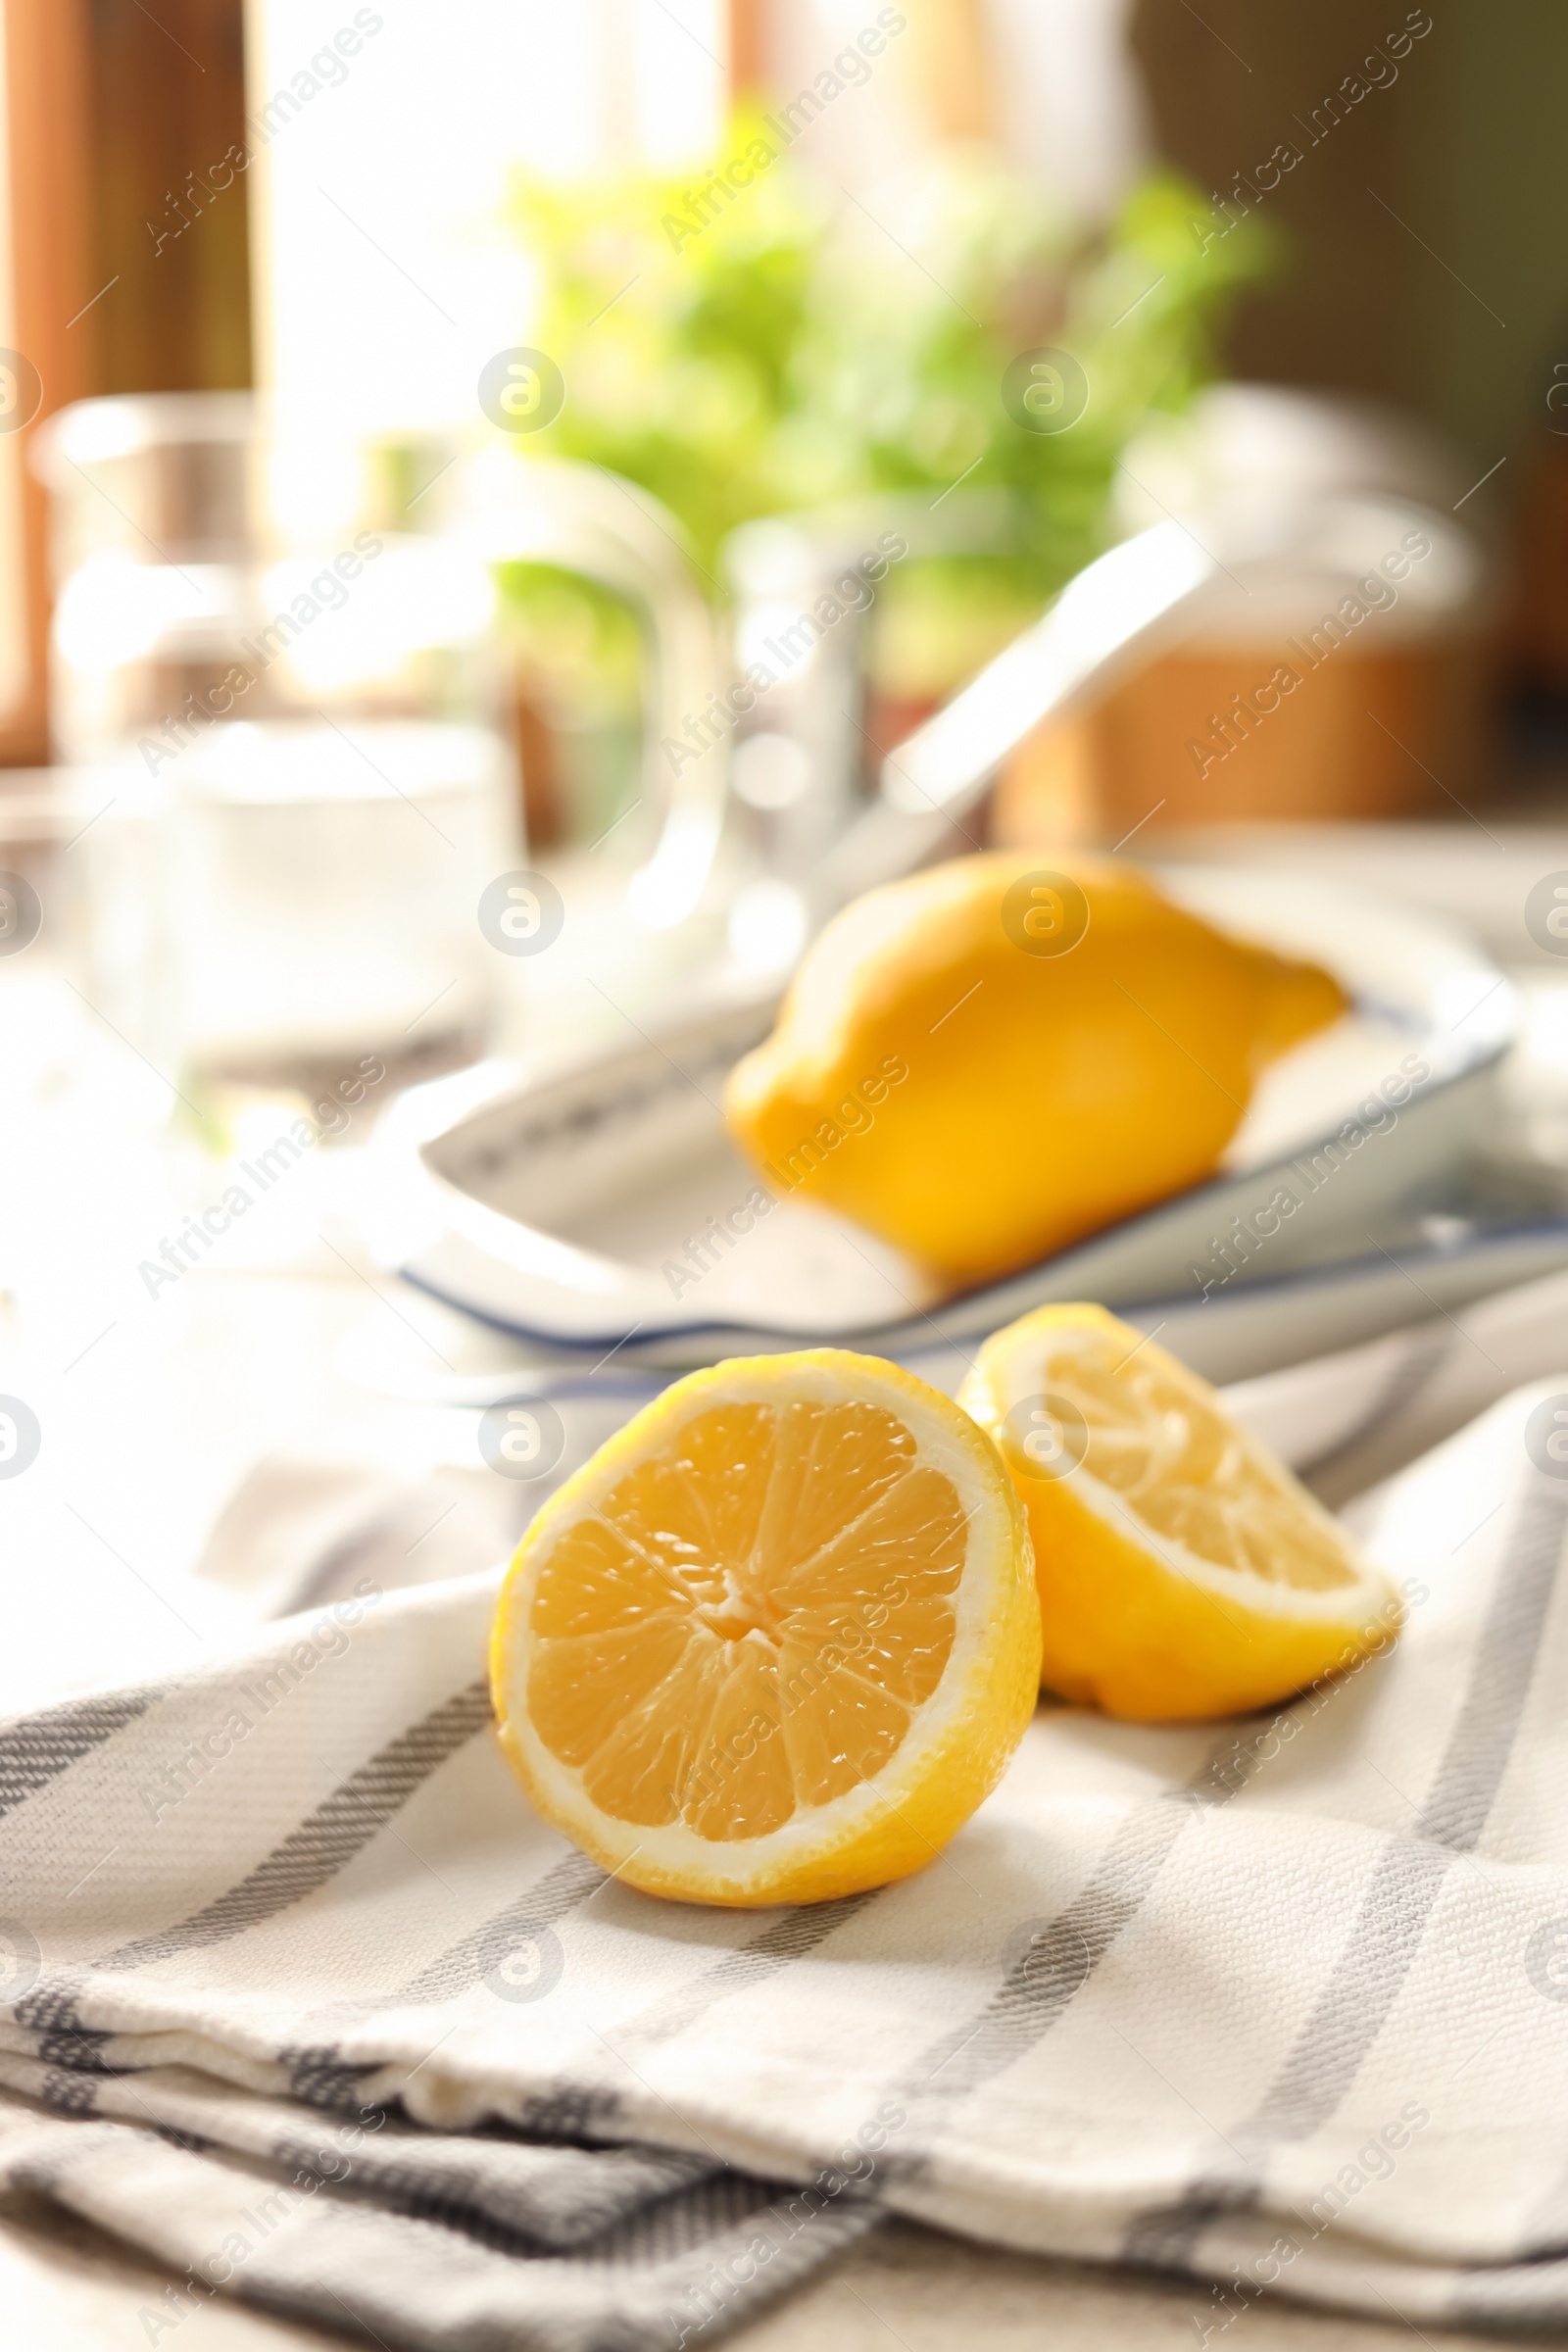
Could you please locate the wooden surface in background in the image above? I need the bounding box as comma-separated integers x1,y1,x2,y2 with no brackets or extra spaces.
994,640,1491,844
0,0,249,765
0,0,96,762
728,0,764,97
899,0,996,145
85,0,252,396
1128,0,1414,409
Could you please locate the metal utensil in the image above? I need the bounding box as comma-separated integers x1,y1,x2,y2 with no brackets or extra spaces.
819,516,1218,906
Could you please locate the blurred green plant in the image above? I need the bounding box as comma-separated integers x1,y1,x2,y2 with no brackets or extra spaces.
499,130,1274,756
506,131,1271,585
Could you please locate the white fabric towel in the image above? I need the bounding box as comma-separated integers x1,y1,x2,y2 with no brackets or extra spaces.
6,1294,1568,2346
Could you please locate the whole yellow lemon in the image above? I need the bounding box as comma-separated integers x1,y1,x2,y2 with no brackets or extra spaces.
723,854,1346,1287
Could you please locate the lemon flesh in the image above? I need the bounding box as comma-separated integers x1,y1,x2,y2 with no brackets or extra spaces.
723,853,1347,1288
490,1350,1040,1906
960,1303,1397,1721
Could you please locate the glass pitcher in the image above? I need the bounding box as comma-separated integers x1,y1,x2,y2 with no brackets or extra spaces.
36,394,517,1094
36,403,739,1092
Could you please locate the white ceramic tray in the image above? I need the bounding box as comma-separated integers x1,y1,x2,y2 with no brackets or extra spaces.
375,867,1515,1367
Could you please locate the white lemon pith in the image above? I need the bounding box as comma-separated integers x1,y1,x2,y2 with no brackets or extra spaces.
489,1350,1041,1906
959,1303,1398,1721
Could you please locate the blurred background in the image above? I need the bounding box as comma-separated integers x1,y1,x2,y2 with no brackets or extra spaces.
4,0,1568,1692
10,3,1568,946
7,0,1568,1014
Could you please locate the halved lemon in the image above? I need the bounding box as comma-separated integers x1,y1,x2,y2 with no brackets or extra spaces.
489,1350,1039,1906
959,1303,1398,1721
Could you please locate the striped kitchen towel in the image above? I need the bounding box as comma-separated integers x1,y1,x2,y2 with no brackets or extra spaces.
6,1358,1568,2345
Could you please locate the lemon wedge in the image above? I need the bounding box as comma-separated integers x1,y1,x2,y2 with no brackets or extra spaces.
959,1303,1397,1721
490,1350,1040,1905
